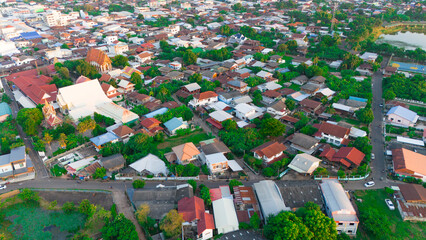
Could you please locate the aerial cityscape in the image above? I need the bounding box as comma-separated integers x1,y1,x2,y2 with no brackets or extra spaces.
0,0,425,239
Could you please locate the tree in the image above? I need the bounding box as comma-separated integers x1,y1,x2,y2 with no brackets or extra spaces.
188,73,202,83
132,179,146,189
130,72,143,90
61,43,70,49
358,205,390,239
355,108,374,124
300,125,318,136
16,108,43,136
264,211,314,240
250,212,260,229
199,184,211,206
277,43,288,53
59,133,67,148
1,93,11,103
92,167,106,179
79,199,96,217
285,98,296,111
102,213,138,240
44,132,53,148
19,188,40,202
137,14,144,20
111,55,129,68
260,118,286,137
62,201,76,214
77,118,96,133
222,119,238,131
160,209,184,239
229,179,243,193
183,50,197,66
349,137,372,156
131,105,150,116
136,204,150,224
220,25,231,36
383,89,396,101
302,206,338,240
187,179,197,193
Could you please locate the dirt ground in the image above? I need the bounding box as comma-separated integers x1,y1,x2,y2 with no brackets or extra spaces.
37,190,114,209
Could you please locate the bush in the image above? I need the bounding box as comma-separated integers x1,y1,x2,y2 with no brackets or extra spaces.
62,201,76,214
201,165,210,175
19,189,40,202
133,180,146,189
92,167,106,179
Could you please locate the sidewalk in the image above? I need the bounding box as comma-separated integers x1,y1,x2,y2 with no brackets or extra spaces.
0,172,35,185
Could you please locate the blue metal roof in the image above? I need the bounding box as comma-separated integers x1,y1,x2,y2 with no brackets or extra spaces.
90,132,119,146
144,107,168,118
0,102,12,116
387,106,418,123
20,31,42,40
164,117,184,131
349,96,368,102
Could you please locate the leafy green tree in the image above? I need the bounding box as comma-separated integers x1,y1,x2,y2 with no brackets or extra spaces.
77,117,96,133
102,213,138,240
1,93,11,104
187,179,197,193
277,43,288,53
130,72,143,90
19,189,40,202
43,132,53,148
111,55,129,68
383,89,396,101
264,211,314,240
62,201,76,214
131,105,150,117
94,112,115,127
92,167,106,179
252,89,263,106
132,179,146,189
229,179,243,193
199,184,211,206
16,108,43,136
61,43,70,49
302,206,338,240
222,119,238,131
349,137,372,156
250,212,260,230
183,50,197,66
260,118,286,137
300,125,318,136
160,210,184,239
355,108,374,124
79,199,96,217
136,204,150,224
220,25,231,36
188,73,202,83
285,99,296,111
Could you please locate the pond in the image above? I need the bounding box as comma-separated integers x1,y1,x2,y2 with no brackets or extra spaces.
376,31,426,51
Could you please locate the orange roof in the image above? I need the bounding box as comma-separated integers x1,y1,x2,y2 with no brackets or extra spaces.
140,118,161,129
332,147,365,166
178,196,205,222
86,48,111,66
392,148,426,176
251,141,287,159
194,91,218,101
172,142,200,161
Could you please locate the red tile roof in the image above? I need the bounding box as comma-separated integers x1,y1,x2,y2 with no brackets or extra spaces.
317,122,350,139
194,91,218,101
140,118,161,129
198,212,215,235
332,147,365,166
86,48,111,66
251,141,287,159
320,146,336,161
178,196,205,222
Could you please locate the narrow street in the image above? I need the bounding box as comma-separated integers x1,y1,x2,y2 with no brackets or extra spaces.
1,78,50,179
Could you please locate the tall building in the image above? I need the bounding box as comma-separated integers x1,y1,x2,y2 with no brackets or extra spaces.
43,10,69,27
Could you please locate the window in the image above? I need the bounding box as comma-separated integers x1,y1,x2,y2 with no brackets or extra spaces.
347,230,353,233
349,223,355,226
19,163,24,168
338,223,343,225
397,120,401,122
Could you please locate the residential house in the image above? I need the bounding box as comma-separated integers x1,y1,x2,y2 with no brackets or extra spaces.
395,184,426,221
169,61,182,70
164,117,189,136
300,98,322,115
383,66,397,77
205,153,229,174
100,154,125,172
112,125,134,143
392,148,426,182
288,153,321,175
258,81,282,92
129,153,168,176
170,142,201,165
188,91,218,108
182,83,201,95
178,196,215,240
206,110,233,129
122,66,143,79
301,83,321,94
387,106,419,127
330,147,365,168
233,186,261,223
227,80,248,93
289,133,320,154
0,146,33,179
212,198,239,234
267,98,288,117
140,117,163,134
127,92,151,105
101,83,121,100
359,52,378,62
136,51,153,64
314,122,350,146
251,141,287,164
290,75,308,85
234,103,262,121
86,48,112,73
42,100,62,128
320,179,359,235
253,180,290,222
166,71,184,80
117,80,135,93
90,132,119,151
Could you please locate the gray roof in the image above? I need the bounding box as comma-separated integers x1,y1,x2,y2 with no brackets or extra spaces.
201,141,231,155
319,180,358,222
101,154,125,170
0,146,26,166
253,180,290,220
276,180,323,208
219,91,242,100
290,133,319,149
387,106,418,123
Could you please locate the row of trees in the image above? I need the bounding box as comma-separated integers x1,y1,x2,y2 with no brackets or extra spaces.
383,74,426,102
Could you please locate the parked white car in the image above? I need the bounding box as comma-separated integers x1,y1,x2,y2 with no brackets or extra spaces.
371,153,375,160
385,199,395,210
0,185,6,190
364,181,375,188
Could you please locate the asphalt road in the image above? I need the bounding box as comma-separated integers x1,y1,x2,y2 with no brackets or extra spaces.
1,78,50,179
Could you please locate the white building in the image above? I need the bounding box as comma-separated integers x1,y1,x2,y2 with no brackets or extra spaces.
45,47,72,59
253,180,290,222
43,10,69,27
320,180,359,235
288,153,321,175
129,154,168,176
0,40,19,56
205,153,229,174
212,198,239,234
104,36,118,45
387,106,419,127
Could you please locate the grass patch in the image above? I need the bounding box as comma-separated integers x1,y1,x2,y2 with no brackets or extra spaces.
344,118,362,126
50,165,67,177
409,105,426,117
156,131,211,150
1,202,86,240
354,189,426,240
288,83,301,91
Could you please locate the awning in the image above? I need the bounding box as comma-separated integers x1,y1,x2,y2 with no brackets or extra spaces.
228,160,243,172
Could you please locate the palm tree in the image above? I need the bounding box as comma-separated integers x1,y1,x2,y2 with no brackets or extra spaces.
43,133,53,151
58,133,67,149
